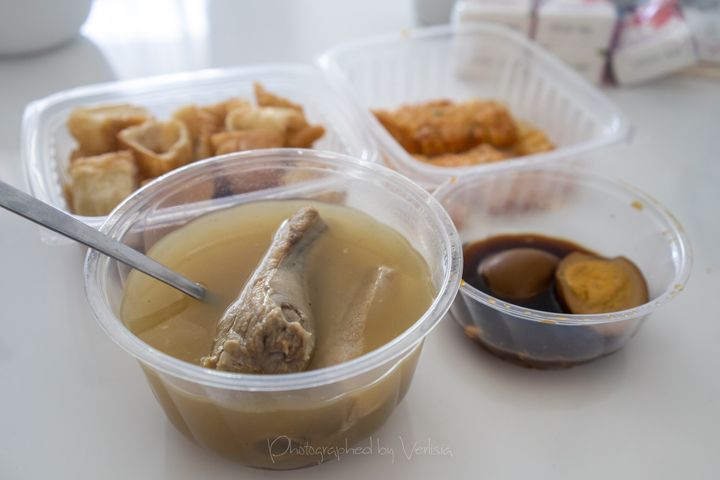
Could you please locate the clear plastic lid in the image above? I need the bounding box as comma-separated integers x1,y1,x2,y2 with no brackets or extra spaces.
84,149,463,391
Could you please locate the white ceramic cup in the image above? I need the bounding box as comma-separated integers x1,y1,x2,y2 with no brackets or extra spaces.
0,0,93,56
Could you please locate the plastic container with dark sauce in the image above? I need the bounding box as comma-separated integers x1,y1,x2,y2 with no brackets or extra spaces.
433,165,692,368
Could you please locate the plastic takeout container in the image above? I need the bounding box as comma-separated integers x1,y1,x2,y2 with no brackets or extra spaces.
433,165,691,368
319,23,632,188
84,149,462,469
22,64,378,240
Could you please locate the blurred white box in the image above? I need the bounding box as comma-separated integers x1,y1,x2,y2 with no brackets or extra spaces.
452,0,534,36
612,10,697,85
684,7,720,64
535,0,617,51
534,0,616,84
550,46,607,83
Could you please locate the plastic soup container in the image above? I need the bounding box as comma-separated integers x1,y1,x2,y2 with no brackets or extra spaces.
84,149,462,468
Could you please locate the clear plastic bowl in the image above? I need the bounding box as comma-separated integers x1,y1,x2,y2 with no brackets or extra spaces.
83,149,462,469
433,165,691,368
319,23,632,189
22,64,378,240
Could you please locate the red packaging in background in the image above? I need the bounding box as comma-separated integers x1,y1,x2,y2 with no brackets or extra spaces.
611,0,697,84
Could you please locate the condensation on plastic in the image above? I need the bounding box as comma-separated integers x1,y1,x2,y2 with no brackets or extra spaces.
21,64,379,243
318,23,632,189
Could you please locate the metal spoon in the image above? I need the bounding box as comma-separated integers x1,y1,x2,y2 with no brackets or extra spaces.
0,180,206,301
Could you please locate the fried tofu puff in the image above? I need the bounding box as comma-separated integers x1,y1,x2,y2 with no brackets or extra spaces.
64,86,325,216
67,104,150,156
117,120,192,179
226,105,325,149
253,82,304,112
225,104,306,134
173,85,324,158
67,151,138,216
253,83,325,147
172,98,249,161
286,124,325,148
69,147,88,163
210,130,285,155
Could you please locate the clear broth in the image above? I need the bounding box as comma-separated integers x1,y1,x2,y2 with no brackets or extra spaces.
118,200,436,468
120,199,435,371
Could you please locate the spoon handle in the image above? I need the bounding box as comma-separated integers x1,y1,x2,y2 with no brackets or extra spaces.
0,181,205,301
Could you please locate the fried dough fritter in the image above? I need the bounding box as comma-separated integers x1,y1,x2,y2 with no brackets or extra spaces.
374,98,554,168
513,121,555,156
423,144,509,167
373,99,518,156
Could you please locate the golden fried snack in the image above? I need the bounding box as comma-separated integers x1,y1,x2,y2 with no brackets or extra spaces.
513,121,555,156
117,120,192,179
287,125,326,148
172,106,218,161
64,85,326,216
67,151,138,216
374,99,518,157
253,82,303,112
470,100,518,148
226,89,325,149
417,100,481,154
69,147,88,163
210,129,285,155
67,104,150,156
374,110,419,153
172,98,249,161
225,105,306,135
375,98,556,168
425,144,508,167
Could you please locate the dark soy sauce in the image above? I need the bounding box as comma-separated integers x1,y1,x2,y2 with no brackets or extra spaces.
463,233,595,314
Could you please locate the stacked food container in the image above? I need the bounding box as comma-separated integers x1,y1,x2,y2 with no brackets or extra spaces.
319,24,631,188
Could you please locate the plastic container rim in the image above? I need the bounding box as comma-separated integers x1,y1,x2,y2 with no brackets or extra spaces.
21,63,380,228
318,23,633,180
432,163,692,326
83,148,463,391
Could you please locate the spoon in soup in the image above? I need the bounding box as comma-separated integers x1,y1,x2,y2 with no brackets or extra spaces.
0,180,206,301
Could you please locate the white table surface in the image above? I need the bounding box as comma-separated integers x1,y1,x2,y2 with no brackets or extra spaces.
1,1,718,478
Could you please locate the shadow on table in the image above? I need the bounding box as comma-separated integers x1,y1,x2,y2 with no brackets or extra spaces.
438,315,631,411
